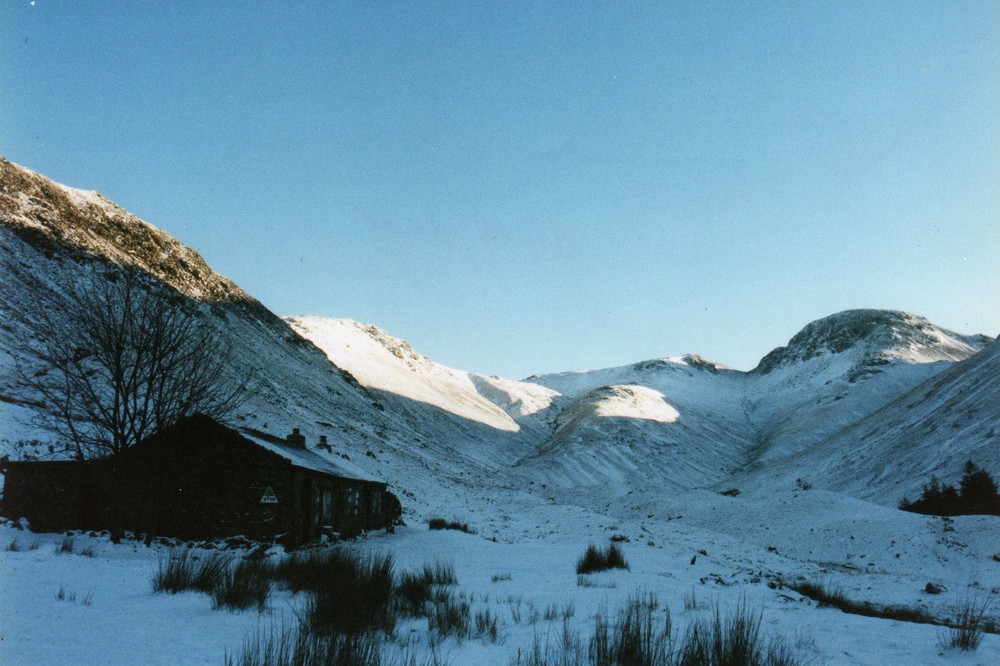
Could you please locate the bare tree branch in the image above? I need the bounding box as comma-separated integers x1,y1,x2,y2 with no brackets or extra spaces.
15,268,254,459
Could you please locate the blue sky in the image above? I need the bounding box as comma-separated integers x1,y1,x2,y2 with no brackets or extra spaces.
3,2,998,378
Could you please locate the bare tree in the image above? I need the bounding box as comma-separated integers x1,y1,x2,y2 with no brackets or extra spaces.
18,269,252,459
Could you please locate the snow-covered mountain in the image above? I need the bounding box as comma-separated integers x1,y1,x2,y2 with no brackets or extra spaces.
0,158,543,518
742,309,991,468
1,156,995,516
498,311,990,498
772,336,1000,503
285,316,558,439
0,157,379,448
515,356,751,491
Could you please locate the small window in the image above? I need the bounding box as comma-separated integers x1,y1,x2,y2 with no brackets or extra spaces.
321,488,333,522
346,486,360,516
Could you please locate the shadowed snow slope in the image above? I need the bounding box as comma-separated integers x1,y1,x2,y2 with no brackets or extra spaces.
766,337,1000,504
742,310,991,468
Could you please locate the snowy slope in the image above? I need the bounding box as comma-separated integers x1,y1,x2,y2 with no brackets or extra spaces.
513,312,990,499
0,157,379,449
770,337,1000,503
285,316,558,435
0,158,546,520
743,310,991,469
517,357,753,490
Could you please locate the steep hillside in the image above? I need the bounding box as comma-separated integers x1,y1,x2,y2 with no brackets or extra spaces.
772,337,1000,503
283,316,561,469
742,310,990,468
286,317,558,436
0,158,544,521
0,157,377,447
517,356,752,491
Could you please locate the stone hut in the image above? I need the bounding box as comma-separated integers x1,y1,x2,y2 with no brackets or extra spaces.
0,414,400,545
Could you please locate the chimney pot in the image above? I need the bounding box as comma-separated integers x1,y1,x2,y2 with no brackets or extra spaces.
286,427,306,448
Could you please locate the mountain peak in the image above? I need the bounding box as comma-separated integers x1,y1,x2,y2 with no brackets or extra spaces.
753,309,990,374
631,354,728,374
0,157,251,305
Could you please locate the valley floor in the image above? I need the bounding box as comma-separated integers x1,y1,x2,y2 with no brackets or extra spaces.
2,487,998,665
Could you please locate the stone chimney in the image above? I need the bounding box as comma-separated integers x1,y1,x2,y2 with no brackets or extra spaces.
286,427,306,448
316,435,332,452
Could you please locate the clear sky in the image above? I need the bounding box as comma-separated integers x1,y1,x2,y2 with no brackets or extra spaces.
3,1,998,378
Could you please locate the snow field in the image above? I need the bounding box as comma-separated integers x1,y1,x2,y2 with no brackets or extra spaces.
3,486,998,666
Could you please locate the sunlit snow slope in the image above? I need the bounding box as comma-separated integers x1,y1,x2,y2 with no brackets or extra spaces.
285,316,558,435
516,357,752,490
743,309,992,468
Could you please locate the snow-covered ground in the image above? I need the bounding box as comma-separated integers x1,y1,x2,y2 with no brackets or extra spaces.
3,482,998,665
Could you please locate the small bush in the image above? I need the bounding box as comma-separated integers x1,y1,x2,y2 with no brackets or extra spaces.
427,518,474,533
224,623,383,666
576,544,629,575
193,553,235,593
213,558,273,613
152,551,198,593
591,592,670,666
676,600,799,666
475,608,500,643
492,572,512,583
428,591,471,640
303,551,396,635
544,603,559,622
272,548,332,594
57,536,74,554
509,605,523,625
396,571,435,617
395,561,457,616
6,539,24,552
427,561,457,586
540,601,575,623
55,585,73,602
944,596,991,651
152,550,233,595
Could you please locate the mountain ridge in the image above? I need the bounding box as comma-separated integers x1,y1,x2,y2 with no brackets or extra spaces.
1,156,996,514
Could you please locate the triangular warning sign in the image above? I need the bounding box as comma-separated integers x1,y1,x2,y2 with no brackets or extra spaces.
260,487,279,504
